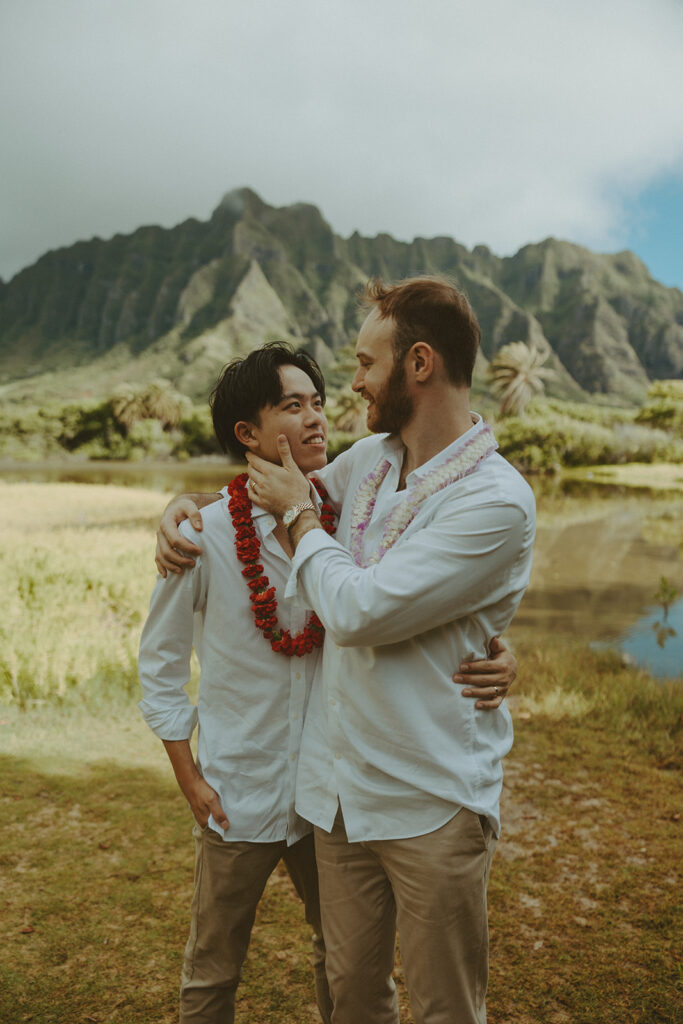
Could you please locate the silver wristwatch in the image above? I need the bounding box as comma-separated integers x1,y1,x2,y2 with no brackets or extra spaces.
282,501,317,530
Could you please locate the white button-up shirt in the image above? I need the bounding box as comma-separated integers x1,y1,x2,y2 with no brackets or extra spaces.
138,496,320,845
288,416,536,841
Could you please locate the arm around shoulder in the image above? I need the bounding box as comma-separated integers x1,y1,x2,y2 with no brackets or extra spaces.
155,491,222,576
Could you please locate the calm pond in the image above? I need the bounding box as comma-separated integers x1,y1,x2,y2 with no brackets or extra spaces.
2,459,681,680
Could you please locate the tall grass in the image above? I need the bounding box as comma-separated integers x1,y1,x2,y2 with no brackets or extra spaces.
509,634,682,768
1,483,171,706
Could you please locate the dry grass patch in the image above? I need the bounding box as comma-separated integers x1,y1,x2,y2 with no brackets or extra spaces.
2,650,680,1024
1,482,167,706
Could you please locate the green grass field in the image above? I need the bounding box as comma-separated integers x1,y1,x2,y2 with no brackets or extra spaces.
1,483,681,1023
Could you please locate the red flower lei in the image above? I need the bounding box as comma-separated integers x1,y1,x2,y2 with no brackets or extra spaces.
227,473,337,657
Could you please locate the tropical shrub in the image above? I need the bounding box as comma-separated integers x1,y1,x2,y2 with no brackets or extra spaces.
635,380,683,437
176,406,221,456
496,404,682,471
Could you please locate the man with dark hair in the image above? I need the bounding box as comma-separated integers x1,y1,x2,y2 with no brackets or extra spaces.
139,343,334,1024
241,276,536,1024
209,343,327,459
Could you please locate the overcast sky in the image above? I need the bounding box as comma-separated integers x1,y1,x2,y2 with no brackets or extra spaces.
2,0,682,287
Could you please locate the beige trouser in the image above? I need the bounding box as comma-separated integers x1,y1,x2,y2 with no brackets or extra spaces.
180,826,333,1024
314,807,497,1024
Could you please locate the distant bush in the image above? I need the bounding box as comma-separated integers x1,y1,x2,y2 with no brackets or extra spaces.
540,397,636,427
0,381,219,461
635,380,683,437
0,405,63,460
176,406,221,457
58,398,130,457
496,399,683,472
2,384,682,469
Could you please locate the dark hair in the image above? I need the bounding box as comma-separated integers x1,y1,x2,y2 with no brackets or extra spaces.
210,342,326,460
360,276,480,387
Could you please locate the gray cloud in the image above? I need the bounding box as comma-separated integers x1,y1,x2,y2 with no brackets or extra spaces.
1,0,682,281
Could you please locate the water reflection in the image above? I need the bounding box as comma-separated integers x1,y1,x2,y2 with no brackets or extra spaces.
513,485,682,679
608,598,682,680
0,458,240,494
653,622,676,649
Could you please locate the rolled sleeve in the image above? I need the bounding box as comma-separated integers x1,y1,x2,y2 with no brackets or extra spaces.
138,568,201,740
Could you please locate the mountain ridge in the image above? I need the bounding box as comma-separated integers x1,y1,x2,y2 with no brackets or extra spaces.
1,186,681,403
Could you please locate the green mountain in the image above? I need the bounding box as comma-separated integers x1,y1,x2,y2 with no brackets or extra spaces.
1,187,681,403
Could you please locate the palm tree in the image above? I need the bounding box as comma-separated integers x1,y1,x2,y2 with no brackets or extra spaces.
112,379,187,433
487,341,557,417
139,380,188,429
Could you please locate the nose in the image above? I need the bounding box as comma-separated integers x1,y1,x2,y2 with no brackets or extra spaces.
351,367,363,392
306,403,326,427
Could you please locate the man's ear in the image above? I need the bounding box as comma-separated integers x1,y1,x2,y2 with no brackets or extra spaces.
234,421,259,451
408,342,435,382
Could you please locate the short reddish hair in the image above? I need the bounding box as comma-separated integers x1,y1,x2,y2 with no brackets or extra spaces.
360,276,480,387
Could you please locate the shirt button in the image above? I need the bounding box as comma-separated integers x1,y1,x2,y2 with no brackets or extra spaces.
291,754,296,762
295,672,301,680
292,712,299,720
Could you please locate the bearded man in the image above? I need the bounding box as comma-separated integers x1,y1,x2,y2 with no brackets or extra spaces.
243,277,536,1024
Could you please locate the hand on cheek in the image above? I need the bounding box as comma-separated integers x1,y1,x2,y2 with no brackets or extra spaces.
246,437,312,516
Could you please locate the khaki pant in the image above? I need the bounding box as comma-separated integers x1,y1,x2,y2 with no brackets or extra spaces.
180,827,333,1024
314,808,497,1024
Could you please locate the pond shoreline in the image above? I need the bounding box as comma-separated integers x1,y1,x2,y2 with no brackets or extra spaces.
563,461,683,492
2,456,682,493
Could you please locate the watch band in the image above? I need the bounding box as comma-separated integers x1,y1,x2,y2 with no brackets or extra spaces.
282,501,317,531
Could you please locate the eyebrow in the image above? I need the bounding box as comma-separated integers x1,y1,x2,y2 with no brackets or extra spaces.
279,391,322,403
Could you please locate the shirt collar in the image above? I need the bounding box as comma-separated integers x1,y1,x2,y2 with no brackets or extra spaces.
378,413,488,487
250,486,323,536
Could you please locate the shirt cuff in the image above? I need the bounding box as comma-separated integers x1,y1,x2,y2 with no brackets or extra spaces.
284,528,340,601
138,701,198,741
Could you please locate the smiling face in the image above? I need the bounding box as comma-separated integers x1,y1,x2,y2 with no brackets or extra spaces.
237,364,328,474
352,309,414,434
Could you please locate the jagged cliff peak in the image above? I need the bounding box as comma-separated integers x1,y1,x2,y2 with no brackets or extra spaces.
1,188,680,402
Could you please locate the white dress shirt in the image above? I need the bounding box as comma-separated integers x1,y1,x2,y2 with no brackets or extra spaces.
138,495,321,845
288,416,536,841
